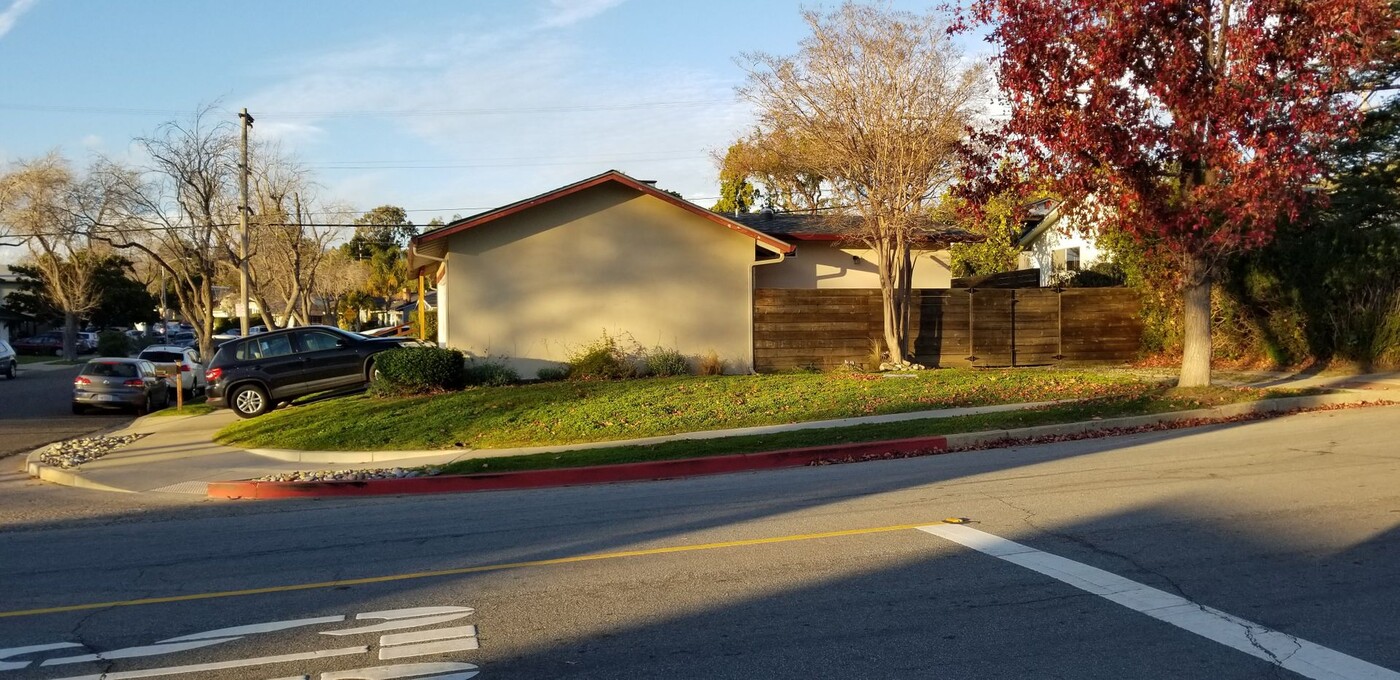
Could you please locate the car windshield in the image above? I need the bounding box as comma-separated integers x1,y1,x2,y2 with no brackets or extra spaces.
140,351,184,363
83,362,138,378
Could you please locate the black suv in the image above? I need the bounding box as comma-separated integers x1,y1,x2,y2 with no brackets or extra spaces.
205,325,426,418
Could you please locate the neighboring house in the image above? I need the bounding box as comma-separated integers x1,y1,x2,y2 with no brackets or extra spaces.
1015,201,1109,286
409,170,978,375
392,290,436,326
0,265,32,342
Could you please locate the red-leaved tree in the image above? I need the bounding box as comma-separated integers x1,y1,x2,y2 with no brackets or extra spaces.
962,0,1395,385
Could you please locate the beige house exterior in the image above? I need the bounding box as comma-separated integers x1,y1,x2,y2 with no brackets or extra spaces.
410,171,794,375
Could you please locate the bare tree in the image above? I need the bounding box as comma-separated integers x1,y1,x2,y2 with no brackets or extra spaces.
238,146,346,329
736,3,989,364
311,248,369,329
0,154,120,360
91,108,237,359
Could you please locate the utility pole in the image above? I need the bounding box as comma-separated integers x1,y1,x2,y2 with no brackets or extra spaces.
238,108,254,336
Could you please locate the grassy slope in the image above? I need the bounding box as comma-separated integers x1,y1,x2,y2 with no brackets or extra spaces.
435,386,1316,475
217,368,1152,451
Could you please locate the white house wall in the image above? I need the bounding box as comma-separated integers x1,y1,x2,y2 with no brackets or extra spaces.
1027,213,1106,286
755,241,952,289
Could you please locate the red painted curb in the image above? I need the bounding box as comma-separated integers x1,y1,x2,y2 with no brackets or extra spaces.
206,435,950,500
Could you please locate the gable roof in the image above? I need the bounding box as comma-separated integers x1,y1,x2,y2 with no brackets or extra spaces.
1016,202,1064,248
411,170,796,257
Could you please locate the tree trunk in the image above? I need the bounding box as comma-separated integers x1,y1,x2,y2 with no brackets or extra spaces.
874,240,909,365
62,313,78,362
1179,253,1213,387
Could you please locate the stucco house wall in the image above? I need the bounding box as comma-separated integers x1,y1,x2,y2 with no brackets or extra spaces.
755,241,952,289
438,182,763,376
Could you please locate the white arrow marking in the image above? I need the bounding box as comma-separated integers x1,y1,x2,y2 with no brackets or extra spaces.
0,642,84,671
48,646,369,680
379,625,477,647
160,615,346,642
355,607,473,621
321,613,472,636
41,638,241,666
320,662,479,679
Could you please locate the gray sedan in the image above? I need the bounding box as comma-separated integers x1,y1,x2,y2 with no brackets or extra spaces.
72,358,171,415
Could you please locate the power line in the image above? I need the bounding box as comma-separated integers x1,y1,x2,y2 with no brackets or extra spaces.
0,99,735,119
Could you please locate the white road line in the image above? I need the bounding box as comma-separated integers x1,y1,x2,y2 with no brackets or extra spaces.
919,523,1400,680
377,637,480,661
48,646,369,680
322,614,474,636
355,607,474,621
380,625,478,647
41,638,240,666
161,615,346,642
319,662,479,679
0,642,83,671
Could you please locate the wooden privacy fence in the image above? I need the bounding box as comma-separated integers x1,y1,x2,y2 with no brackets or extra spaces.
753,288,1143,372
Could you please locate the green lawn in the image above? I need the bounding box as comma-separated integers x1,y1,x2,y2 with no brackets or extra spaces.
434,386,1317,475
217,368,1159,451
150,401,215,417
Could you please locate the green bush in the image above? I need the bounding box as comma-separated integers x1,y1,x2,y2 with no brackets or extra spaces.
463,358,519,387
567,331,640,380
370,347,465,395
644,346,690,377
96,330,130,357
536,366,569,381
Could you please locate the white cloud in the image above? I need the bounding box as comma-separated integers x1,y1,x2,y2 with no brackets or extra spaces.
539,0,627,29
0,0,37,40
242,1,750,217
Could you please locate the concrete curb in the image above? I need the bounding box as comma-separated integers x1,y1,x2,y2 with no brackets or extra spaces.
205,391,1398,500
25,447,134,494
207,436,951,499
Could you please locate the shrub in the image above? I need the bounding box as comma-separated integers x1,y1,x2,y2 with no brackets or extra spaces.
536,366,569,382
644,346,690,377
370,347,465,395
463,358,519,387
697,349,725,376
568,331,640,380
96,331,130,357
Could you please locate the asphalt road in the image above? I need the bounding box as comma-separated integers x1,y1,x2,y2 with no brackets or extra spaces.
0,405,1397,679
0,362,133,459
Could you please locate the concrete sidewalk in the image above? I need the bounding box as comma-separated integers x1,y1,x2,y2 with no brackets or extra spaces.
23,370,1400,496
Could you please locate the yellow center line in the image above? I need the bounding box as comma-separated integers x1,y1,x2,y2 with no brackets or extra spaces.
0,521,938,619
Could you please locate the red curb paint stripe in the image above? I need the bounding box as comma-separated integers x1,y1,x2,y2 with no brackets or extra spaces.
206,435,950,500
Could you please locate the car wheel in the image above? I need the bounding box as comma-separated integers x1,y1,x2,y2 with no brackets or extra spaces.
71,403,85,415
5,361,14,379
135,395,151,417
229,383,271,418
53,348,63,357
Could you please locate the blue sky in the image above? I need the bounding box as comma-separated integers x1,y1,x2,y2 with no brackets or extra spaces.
0,0,970,230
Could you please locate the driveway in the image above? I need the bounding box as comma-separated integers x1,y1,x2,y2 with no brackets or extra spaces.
0,362,133,459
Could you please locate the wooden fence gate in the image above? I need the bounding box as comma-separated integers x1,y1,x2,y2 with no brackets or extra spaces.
753,288,1143,372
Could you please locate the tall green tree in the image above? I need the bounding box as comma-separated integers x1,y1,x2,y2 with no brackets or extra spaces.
346,205,416,259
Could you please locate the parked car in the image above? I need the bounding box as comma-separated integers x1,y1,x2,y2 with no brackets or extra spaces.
206,325,426,418
75,331,99,352
12,333,63,356
72,358,171,415
0,340,17,379
137,345,205,397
